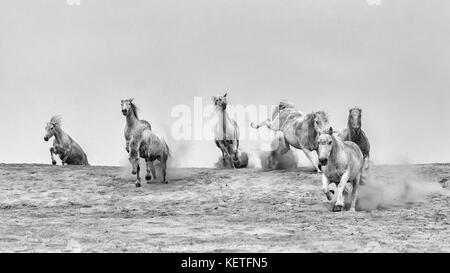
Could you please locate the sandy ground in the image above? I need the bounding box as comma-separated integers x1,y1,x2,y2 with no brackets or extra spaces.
0,163,448,253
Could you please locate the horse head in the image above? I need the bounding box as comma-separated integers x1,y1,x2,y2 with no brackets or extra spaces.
121,98,135,117
212,92,228,110
348,107,362,134
317,127,334,166
44,116,61,141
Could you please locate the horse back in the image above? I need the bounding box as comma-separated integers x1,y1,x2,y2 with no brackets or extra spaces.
139,130,170,160
68,140,89,165
343,141,364,176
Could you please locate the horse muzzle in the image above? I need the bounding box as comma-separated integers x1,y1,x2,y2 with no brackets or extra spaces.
122,110,128,116
319,158,328,166
44,137,49,142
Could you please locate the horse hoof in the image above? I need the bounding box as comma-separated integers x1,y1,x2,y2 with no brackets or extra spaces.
332,205,343,212
145,175,152,181
163,180,168,184
135,182,141,188
52,161,57,165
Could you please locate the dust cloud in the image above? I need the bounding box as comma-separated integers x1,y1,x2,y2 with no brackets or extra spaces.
356,165,444,211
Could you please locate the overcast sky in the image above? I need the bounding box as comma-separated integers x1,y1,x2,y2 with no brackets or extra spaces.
0,0,449,167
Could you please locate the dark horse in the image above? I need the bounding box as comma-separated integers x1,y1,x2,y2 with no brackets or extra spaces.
340,107,370,167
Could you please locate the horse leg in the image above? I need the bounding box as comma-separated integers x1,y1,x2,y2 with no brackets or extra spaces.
231,140,240,168
222,151,227,166
302,148,321,173
322,174,333,201
160,156,168,184
125,139,130,153
333,170,350,212
145,160,157,183
49,148,57,165
280,139,291,155
129,149,141,187
250,119,270,129
349,175,360,212
62,153,69,165
218,141,234,169
135,164,142,187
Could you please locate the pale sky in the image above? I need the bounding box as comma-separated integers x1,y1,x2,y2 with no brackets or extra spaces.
0,0,449,167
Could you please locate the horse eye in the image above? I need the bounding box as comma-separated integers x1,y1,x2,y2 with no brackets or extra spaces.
328,141,332,145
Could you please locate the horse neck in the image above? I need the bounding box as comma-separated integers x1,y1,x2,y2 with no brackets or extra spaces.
216,108,230,140
302,114,318,146
329,134,343,162
126,110,139,128
216,107,230,125
348,123,362,140
53,126,67,143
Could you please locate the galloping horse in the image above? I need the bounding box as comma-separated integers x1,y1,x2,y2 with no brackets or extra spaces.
213,93,241,168
44,116,89,165
251,101,330,172
318,127,366,212
339,107,370,167
121,98,156,182
129,129,170,187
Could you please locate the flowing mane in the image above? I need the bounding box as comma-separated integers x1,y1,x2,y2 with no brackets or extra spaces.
304,111,328,148
50,115,62,127
130,102,139,119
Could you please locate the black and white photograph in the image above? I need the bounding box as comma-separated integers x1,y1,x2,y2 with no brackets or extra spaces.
0,0,449,257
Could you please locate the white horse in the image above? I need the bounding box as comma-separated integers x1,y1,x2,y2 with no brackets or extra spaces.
213,93,241,168
251,101,330,172
129,129,170,187
318,127,366,212
44,116,89,165
121,98,157,182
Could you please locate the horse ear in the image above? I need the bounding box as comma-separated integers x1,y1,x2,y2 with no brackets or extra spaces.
129,98,134,102
329,127,333,135
212,96,216,102
223,93,227,97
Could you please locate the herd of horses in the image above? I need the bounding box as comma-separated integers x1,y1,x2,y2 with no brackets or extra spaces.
43,93,370,212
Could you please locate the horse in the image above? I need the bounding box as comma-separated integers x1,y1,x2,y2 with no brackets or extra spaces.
128,129,170,187
121,98,157,182
43,116,89,166
339,107,370,168
317,127,366,212
213,93,241,169
251,101,330,172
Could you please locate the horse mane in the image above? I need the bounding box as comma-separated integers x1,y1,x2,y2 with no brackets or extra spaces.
130,102,139,119
303,111,328,147
50,115,62,127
